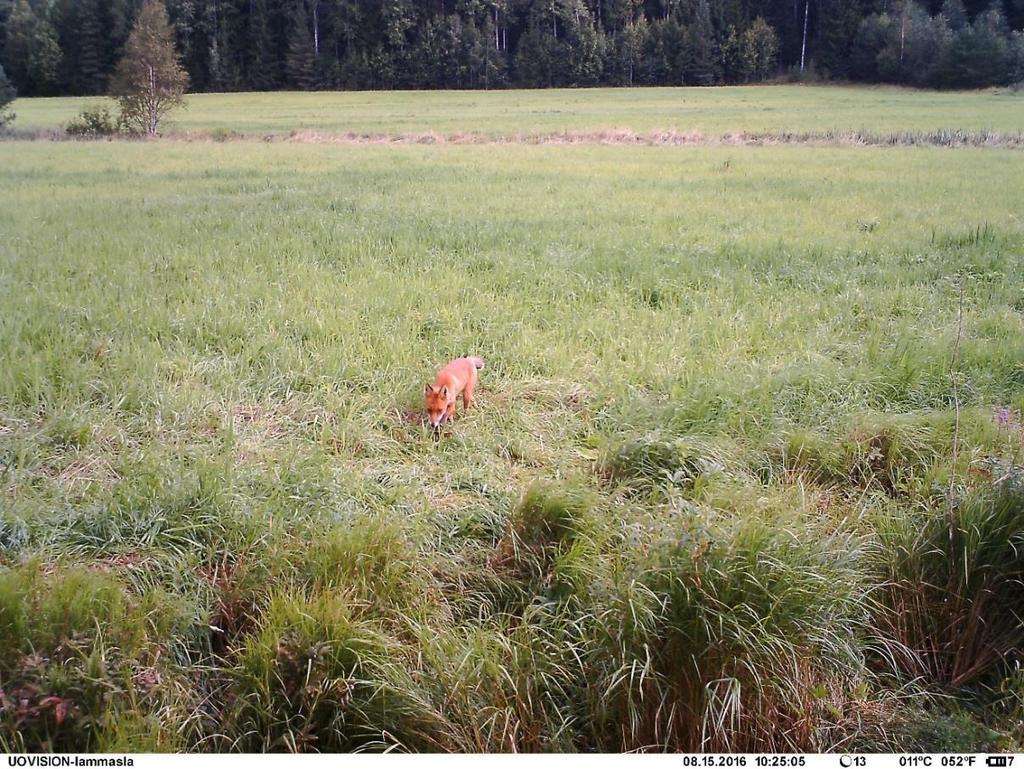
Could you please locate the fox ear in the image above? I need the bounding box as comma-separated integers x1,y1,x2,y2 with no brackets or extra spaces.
425,383,435,395
440,386,449,398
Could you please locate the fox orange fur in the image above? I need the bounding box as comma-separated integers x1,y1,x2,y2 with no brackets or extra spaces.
425,356,485,429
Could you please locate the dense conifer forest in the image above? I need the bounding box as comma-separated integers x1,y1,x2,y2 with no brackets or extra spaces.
1,0,1023,97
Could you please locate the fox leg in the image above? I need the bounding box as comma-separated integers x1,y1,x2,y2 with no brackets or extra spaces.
444,401,457,422
462,381,475,411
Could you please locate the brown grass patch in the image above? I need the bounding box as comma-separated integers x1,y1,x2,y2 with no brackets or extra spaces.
8,127,1024,149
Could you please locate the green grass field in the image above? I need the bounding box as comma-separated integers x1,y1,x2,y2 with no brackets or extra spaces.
2,89,1024,752
10,84,1024,136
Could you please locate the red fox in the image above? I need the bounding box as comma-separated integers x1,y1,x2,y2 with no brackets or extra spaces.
424,356,485,429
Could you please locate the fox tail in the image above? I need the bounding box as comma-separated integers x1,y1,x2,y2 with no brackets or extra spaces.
467,356,485,370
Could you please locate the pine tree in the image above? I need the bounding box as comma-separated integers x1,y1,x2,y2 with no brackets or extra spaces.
411,14,446,88
940,3,1012,87
246,0,280,90
685,0,719,85
478,8,509,89
817,0,873,79
648,17,687,84
515,7,570,87
106,0,134,69
75,0,105,94
900,4,952,87
109,0,189,135
285,0,316,89
203,0,242,92
850,13,890,82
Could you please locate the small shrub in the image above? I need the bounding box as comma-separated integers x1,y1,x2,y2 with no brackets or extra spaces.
769,410,1012,494
0,64,15,129
65,106,121,138
201,556,267,659
208,127,241,142
0,643,90,751
0,629,188,752
776,61,823,83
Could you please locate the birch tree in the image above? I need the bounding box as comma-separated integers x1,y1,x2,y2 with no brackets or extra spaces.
800,0,810,72
109,0,188,135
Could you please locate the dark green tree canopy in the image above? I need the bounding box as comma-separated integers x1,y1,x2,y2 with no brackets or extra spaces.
1,0,1022,95
1,0,62,95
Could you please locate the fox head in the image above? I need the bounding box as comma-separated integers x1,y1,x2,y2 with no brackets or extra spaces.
424,384,450,429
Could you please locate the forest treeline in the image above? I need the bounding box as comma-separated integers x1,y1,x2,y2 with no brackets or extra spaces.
1,0,1023,97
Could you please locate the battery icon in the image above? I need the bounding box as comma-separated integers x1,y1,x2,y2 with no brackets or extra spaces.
986,758,1009,767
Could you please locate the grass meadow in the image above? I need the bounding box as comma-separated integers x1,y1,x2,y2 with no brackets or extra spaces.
10,84,1024,136
1,89,1024,751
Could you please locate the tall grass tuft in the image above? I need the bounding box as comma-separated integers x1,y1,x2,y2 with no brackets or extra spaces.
588,504,877,751
599,433,730,497
0,562,188,751
871,479,1024,689
492,480,599,597
223,591,451,752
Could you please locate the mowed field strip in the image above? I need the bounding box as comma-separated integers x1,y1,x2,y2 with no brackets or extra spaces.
1,89,1024,751
10,84,1024,137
